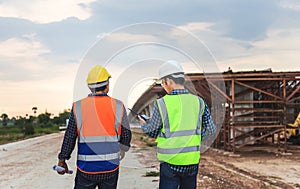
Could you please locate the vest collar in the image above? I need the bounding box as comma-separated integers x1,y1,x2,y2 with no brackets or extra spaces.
169,89,189,95
88,93,108,97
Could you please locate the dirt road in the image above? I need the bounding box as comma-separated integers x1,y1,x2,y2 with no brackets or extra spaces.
1,131,300,189
131,129,300,189
0,133,74,189
0,132,158,189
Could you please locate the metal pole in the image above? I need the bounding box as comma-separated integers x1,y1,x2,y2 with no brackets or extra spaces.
232,79,235,152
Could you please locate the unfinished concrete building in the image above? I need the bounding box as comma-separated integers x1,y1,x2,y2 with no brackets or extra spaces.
130,70,300,152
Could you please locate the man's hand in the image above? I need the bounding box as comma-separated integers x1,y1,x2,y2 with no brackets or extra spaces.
57,159,69,175
120,149,125,160
138,115,146,124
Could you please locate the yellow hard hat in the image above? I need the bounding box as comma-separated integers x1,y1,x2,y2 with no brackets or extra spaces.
86,65,111,88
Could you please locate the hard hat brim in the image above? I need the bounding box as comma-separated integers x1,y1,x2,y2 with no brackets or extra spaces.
88,79,109,89
158,72,185,80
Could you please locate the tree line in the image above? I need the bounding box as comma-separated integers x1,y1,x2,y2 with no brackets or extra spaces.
0,109,71,135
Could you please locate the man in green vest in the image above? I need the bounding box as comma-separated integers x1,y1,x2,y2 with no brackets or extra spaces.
139,60,216,189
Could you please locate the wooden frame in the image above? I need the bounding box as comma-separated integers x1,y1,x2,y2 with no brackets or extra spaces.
130,70,300,152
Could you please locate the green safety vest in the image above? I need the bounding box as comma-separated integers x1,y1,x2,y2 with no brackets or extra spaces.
156,94,205,165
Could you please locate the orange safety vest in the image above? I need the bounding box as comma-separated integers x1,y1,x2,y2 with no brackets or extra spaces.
73,96,124,174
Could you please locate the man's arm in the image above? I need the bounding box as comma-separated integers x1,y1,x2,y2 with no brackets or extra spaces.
119,106,132,152
58,107,77,160
57,107,77,174
201,104,217,140
140,103,162,138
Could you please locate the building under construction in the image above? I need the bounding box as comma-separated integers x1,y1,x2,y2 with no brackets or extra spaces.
130,70,300,152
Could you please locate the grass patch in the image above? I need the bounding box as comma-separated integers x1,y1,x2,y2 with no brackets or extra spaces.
35,126,59,134
0,126,23,135
145,171,160,177
0,134,25,145
140,136,157,147
0,125,59,145
131,128,157,147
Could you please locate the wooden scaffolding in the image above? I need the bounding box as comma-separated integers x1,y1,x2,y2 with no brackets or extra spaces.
130,70,300,152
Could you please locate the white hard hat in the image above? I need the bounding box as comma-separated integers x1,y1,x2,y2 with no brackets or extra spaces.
158,60,184,79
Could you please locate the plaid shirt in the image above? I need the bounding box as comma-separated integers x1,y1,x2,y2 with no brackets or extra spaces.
58,93,132,181
141,89,216,173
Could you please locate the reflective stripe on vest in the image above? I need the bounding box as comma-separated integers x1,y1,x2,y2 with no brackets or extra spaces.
157,146,200,154
74,96,124,174
78,153,120,161
156,94,205,165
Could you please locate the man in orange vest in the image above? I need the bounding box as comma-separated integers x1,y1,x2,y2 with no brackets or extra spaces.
57,65,132,189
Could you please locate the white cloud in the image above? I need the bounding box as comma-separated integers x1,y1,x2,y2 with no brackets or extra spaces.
219,51,300,72
218,28,300,72
98,22,215,46
0,34,79,83
175,22,300,72
252,28,300,51
0,34,79,116
170,22,247,71
0,34,50,58
0,35,51,79
107,32,158,43
0,0,96,23
177,22,215,33
0,63,78,117
280,0,300,11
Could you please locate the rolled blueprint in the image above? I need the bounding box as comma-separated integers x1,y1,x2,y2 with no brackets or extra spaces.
53,165,73,174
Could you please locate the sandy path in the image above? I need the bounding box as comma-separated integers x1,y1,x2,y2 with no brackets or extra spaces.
0,133,75,189
0,133,158,189
231,158,300,185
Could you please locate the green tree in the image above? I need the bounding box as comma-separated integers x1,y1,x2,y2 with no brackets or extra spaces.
53,109,70,125
28,115,36,124
38,112,51,127
15,116,26,127
24,123,35,135
1,113,8,127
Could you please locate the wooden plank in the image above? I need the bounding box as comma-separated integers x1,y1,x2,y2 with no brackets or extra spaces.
233,115,278,119
234,129,256,142
287,82,300,101
288,95,300,102
235,80,282,100
188,72,300,78
233,125,284,128
206,80,232,102
232,121,280,125
230,108,283,112
235,128,283,149
234,100,284,104
203,77,300,81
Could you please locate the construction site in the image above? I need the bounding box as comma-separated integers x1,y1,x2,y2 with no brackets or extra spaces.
1,69,300,188
129,69,300,188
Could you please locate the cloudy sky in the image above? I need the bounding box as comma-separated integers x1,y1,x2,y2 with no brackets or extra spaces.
0,0,300,117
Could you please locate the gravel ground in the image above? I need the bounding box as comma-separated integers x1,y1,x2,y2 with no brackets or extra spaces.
131,128,300,189
1,130,299,189
0,132,158,189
